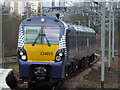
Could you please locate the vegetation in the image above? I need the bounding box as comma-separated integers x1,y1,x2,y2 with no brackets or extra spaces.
2,15,22,56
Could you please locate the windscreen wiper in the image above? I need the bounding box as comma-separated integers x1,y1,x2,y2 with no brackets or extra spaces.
32,33,41,46
43,34,51,46
32,33,51,46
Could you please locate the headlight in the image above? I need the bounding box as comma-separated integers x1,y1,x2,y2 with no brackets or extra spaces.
19,51,23,55
18,48,27,61
41,18,45,22
55,56,61,62
55,49,64,62
21,55,26,60
59,53,63,56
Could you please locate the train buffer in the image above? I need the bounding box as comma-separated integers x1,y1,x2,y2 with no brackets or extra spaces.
0,68,17,90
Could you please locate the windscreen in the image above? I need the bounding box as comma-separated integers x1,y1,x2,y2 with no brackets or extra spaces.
24,26,60,44
43,26,60,44
24,26,41,44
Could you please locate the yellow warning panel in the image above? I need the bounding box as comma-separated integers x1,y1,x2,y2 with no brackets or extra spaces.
24,44,59,62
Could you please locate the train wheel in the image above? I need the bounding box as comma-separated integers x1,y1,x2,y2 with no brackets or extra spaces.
78,59,83,69
82,57,86,67
65,66,68,77
71,60,78,72
75,60,79,71
85,56,90,67
28,82,32,88
65,63,72,77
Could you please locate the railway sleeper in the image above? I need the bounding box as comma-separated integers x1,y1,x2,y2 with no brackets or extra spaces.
28,79,60,89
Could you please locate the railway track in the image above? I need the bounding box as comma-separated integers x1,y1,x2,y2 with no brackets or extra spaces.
16,51,119,89
96,50,119,57
54,55,100,90
5,55,100,90
2,50,118,89
3,52,118,89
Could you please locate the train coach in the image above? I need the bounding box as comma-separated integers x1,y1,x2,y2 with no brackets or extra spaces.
17,16,96,87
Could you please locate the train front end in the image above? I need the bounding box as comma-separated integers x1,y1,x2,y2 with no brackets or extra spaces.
17,16,66,85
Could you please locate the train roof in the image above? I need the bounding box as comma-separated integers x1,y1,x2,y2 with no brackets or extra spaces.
65,23,95,33
21,16,64,26
20,16,95,33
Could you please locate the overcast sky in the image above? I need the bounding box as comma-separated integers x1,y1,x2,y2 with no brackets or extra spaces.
0,0,120,5
0,0,5,4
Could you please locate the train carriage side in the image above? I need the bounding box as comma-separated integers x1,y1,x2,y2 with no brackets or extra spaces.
65,25,96,74
17,16,67,86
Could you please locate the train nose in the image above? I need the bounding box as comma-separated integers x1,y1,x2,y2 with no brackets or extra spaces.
31,65,51,81
24,44,59,62
34,67,47,80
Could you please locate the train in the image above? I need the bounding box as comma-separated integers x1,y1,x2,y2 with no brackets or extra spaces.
17,16,96,88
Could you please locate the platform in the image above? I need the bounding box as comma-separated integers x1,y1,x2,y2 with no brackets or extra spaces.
0,68,12,89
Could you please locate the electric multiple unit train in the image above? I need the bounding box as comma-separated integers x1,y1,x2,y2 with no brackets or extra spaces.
17,16,96,87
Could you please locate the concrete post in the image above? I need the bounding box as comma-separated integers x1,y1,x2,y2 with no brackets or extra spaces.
27,2,29,19
89,19,90,27
108,1,112,71
101,2,106,89
0,5,2,68
112,7,114,61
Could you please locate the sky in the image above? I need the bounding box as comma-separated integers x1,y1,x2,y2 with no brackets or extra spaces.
0,0,120,5
0,0,5,4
